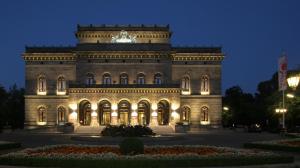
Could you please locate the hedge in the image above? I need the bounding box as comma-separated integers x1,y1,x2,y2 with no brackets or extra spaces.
244,142,300,152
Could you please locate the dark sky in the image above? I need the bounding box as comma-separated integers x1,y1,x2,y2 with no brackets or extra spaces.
0,0,299,93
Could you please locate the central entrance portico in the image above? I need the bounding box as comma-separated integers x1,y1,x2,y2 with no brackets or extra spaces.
68,85,181,127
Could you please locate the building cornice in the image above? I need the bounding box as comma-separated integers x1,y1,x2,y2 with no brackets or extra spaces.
172,53,225,61
23,53,76,61
25,95,69,99
180,95,222,98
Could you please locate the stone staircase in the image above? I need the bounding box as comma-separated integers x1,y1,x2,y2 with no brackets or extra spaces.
75,126,105,134
150,125,174,135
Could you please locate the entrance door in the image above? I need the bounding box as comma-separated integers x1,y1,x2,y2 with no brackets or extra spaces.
99,100,111,125
79,100,92,126
118,100,131,125
137,100,150,125
158,100,170,125
119,113,128,125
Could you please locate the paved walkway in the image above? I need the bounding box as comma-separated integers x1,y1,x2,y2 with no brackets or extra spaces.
0,129,299,168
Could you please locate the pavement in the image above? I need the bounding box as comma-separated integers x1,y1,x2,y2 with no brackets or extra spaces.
0,129,299,168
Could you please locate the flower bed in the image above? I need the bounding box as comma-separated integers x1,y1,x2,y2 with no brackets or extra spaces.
0,145,293,168
244,138,300,152
24,145,221,156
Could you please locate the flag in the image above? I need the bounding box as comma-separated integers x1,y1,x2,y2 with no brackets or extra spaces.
278,55,287,91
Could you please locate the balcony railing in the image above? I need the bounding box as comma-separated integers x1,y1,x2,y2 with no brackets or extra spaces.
69,83,180,88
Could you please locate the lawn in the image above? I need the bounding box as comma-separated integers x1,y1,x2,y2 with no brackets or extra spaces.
0,141,21,150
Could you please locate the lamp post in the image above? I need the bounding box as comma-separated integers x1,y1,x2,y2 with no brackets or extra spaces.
278,75,300,130
287,76,300,90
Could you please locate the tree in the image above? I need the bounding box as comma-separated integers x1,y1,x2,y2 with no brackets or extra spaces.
223,86,257,126
0,85,8,132
7,84,25,129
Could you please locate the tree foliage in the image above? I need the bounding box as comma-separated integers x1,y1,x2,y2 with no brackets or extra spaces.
223,70,300,132
0,84,24,132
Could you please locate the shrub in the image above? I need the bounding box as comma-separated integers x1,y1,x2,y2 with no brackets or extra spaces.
101,125,155,137
119,138,144,155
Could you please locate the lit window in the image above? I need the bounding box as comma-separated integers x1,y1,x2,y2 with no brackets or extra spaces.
181,76,190,95
86,73,95,85
37,75,46,95
137,73,145,84
120,73,128,84
201,106,209,122
38,107,46,123
154,73,162,84
201,75,210,95
103,73,112,84
181,106,190,122
57,106,66,124
57,76,66,95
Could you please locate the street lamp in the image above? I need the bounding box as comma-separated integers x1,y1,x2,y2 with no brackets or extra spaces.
286,93,295,99
223,106,229,111
287,76,300,90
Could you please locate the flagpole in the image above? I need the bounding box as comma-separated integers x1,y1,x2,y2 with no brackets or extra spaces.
282,90,285,129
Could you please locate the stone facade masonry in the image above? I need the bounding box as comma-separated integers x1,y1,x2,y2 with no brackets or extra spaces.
23,24,224,130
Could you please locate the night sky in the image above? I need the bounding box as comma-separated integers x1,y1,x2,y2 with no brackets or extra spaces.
0,0,299,94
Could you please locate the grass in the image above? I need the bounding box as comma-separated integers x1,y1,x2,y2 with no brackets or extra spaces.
0,155,294,168
0,141,21,150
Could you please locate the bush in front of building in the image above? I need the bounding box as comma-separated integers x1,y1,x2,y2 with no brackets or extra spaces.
101,125,155,137
119,138,144,155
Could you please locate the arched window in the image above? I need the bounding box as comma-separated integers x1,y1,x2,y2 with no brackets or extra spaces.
154,73,162,84
102,73,112,85
201,75,210,95
86,73,95,85
181,106,190,122
181,76,190,95
57,106,66,124
201,106,209,122
37,75,46,95
120,73,128,84
57,76,66,94
38,106,46,123
137,73,145,84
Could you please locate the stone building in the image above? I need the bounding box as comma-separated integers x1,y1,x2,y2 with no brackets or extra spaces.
23,24,224,132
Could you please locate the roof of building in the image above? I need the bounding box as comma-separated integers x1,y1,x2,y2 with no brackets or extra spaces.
172,46,222,53
25,46,75,53
25,44,222,53
77,24,170,31
76,43,171,51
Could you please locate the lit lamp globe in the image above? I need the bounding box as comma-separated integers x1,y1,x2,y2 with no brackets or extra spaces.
287,76,300,90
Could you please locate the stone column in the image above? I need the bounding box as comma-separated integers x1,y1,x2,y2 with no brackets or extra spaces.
90,111,99,127
131,111,138,125
130,103,138,125
150,110,158,126
69,111,78,126
150,103,158,126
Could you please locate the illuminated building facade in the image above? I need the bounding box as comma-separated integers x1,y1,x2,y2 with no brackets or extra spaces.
23,24,224,131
